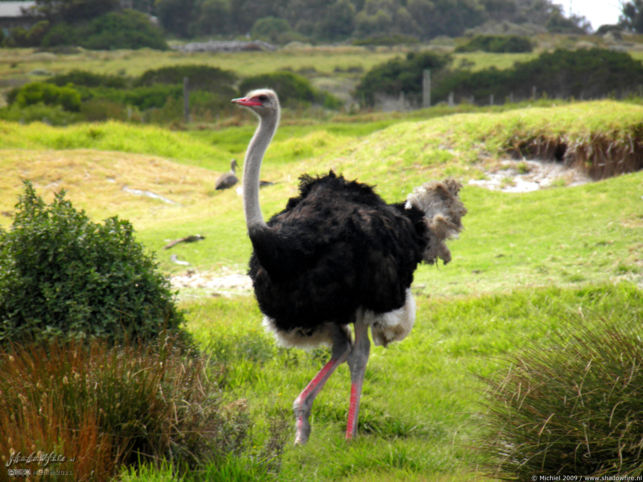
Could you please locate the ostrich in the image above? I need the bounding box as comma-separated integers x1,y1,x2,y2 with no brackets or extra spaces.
232,89,466,444
215,159,239,190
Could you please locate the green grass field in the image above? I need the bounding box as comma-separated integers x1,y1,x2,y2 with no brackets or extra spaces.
1,98,641,480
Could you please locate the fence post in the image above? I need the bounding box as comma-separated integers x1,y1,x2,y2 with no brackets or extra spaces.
489,93,494,105
183,76,190,124
448,92,454,106
422,69,431,108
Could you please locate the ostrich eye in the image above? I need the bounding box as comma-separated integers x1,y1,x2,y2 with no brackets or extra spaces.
258,94,268,102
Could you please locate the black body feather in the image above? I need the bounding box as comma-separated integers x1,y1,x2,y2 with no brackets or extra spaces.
248,171,428,334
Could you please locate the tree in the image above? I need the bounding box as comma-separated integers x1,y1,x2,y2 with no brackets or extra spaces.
312,0,356,40
229,0,286,34
428,0,486,38
82,10,168,50
191,0,232,36
544,4,590,33
407,0,435,37
33,0,119,23
620,0,643,33
156,0,196,37
479,0,517,22
250,16,298,43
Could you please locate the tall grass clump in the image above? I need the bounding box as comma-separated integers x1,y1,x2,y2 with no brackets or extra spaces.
0,181,183,344
481,317,642,478
0,336,250,480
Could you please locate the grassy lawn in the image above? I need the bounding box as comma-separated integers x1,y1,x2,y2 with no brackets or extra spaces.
0,99,641,480
167,282,639,481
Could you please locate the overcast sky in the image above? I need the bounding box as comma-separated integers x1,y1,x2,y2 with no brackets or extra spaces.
551,0,624,30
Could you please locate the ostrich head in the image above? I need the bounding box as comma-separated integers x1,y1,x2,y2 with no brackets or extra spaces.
231,89,280,119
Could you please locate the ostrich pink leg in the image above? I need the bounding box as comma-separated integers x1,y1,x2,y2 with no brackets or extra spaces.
293,328,350,445
346,316,370,440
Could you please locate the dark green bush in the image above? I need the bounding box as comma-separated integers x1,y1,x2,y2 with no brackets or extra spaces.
80,98,137,122
482,316,642,478
250,16,305,44
41,21,80,47
3,20,51,47
4,64,241,124
137,64,237,96
82,10,168,50
0,182,184,345
239,71,342,109
455,35,533,53
119,85,183,110
42,10,167,50
47,69,129,89
434,48,643,104
355,51,451,106
13,81,81,112
352,33,419,46
64,84,181,109
0,103,81,125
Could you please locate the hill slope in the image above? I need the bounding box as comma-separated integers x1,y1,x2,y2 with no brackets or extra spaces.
0,101,640,294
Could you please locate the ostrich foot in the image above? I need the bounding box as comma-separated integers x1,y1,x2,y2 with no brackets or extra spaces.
294,409,311,445
292,327,351,444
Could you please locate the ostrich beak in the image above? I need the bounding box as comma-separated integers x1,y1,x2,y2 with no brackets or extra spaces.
231,97,262,107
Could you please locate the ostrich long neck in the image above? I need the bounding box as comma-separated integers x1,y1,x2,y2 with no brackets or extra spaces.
243,109,279,229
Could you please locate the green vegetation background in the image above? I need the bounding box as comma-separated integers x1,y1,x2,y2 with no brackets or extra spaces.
0,42,641,479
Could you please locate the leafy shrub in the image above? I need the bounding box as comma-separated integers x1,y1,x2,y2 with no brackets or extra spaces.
455,35,533,53
82,10,168,50
3,20,51,47
0,103,81,125
41,21,80,47
66,84,181,110
47,69,129,89
0,336,249,478
355,51,451,106
79,98,134,122
239,71,341,109
250,16,305,44
481,318,642,478
119,85,183,110
13,82,81,112
0,182,184,345
42,10,167,50
137,64,237,96
4,64,241,124
352,33,419,46
434,48,643,103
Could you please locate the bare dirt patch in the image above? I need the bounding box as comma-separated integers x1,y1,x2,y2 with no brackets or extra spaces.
469,159,592,192
170,267,252,298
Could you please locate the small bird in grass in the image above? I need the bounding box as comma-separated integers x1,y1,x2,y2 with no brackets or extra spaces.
215,159,239,190
232,89,466,444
